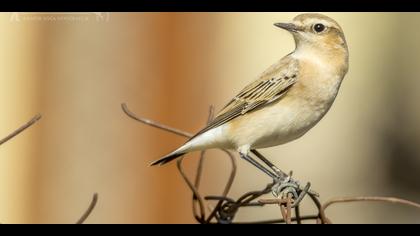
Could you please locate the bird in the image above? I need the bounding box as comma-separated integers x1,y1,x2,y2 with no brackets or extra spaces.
150,13,349,189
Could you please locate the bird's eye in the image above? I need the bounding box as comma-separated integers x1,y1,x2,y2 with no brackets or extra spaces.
313,23,326,33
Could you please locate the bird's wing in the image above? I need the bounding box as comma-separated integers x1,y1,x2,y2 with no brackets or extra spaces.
190,56,299,140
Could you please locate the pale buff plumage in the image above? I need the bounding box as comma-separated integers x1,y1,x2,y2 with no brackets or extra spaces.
151,13,349,166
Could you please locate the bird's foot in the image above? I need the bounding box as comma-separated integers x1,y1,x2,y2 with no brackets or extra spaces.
271,175,300,199
271,173,319,207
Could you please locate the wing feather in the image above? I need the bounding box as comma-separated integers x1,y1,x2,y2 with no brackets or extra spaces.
189,56,299,140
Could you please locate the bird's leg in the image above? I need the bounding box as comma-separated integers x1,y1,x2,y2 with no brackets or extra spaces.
250,150,308,201
239,150,312,204
251,150,288,179
238,152,279,179
239,151,298,198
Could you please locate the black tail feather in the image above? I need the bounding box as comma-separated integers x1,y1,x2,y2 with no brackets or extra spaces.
150,152,186,166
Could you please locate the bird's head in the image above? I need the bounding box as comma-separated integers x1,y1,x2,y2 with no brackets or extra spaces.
275,13,348,55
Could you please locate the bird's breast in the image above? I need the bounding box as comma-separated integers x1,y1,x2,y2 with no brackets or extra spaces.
227,56,347,149
233,72,343,149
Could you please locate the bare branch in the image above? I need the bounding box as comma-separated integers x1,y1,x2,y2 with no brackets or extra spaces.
121,103,192,138
323,196,420,210
232,215,320,224
0,115,101,224
319,196,420,224
294,205,302,224
76,193,99,224
0,114,42,146
177,157,207,222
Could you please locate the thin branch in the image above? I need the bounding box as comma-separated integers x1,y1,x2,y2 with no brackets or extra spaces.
192,150,207,222
286,194,293,224
0,114,42,146
260,195,293,224
177,157,207,222
205,149,237,223
308,192,327,224
0,115,100,225
258,198,292,205
192,106,214,222
320,196,420,224
232,215,320,224
295,205,302,224
121,103,192,138
76,193,99,224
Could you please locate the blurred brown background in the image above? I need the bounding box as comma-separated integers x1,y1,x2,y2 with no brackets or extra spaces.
0,12,419,224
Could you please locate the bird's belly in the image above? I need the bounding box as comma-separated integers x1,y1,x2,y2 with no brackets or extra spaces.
228,96,334,149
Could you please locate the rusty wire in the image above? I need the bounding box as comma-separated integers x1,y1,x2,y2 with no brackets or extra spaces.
0,114,42,146
122,102,420,224
76,193,99,224
0,114,98,224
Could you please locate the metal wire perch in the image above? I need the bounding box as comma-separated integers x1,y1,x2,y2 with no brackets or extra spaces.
122,103,420,224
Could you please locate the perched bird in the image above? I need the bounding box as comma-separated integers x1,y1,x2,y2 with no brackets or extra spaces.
151,13,349,187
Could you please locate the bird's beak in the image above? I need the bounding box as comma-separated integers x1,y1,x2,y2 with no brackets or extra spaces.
274,22,301,33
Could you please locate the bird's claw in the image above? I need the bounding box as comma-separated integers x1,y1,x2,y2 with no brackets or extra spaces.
271,175,317,207
271,176,300,199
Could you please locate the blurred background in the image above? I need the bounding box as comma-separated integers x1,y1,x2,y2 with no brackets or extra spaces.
0,12,419,224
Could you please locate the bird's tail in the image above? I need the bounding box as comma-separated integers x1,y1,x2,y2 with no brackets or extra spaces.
149,148,187,166
150,130,206,166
